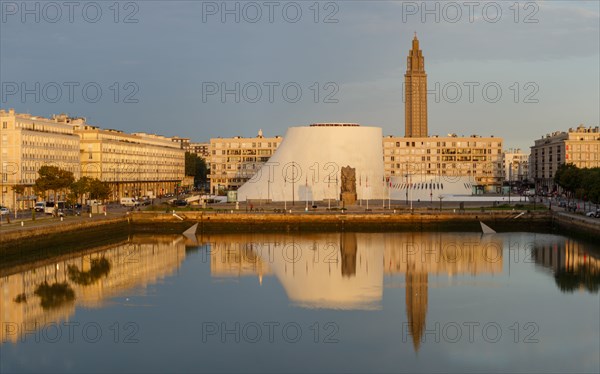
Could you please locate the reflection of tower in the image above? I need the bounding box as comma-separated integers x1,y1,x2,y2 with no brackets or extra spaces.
405,33,428,137
340,232,358,277
405,270,428,352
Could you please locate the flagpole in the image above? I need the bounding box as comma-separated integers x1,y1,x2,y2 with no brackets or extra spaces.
359,174,362,206
366,175,369,210
328,175,331,210
382,176,385,208
336,175,339,208
388,178,391,209
305,176,308,211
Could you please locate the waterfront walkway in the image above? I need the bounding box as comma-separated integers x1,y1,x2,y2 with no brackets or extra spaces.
1,199,598,243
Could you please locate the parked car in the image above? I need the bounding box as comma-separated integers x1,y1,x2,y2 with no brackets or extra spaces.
586,210,600,218
34,201,46,212
139,197,151,206
0,207,10,215
172,199,188,207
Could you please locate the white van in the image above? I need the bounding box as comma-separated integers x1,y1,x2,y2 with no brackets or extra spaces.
120,197,139,207
44,201,66,215
35,201,46,212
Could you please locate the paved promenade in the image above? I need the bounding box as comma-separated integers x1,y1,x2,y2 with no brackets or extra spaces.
1,199,598,244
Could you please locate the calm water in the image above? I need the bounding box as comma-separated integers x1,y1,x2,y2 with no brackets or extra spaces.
1,231,599,373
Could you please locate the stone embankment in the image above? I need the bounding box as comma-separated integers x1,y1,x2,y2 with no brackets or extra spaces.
129,210,553,233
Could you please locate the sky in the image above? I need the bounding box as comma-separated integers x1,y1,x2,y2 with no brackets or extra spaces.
1,0,598,151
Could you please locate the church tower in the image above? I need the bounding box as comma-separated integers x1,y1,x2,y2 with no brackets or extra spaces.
404,34,428,137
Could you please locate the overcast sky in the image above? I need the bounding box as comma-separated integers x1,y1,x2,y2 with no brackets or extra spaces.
1,0,598,151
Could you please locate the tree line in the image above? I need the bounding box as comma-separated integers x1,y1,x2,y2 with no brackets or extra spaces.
554,164,600,205
25,165,111,204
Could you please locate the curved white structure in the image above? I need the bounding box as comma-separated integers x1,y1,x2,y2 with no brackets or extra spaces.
388,175,475,202
237,124,385,202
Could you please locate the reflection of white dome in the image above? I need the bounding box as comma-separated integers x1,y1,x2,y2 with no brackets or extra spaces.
237,125,385,202
254,233,384,310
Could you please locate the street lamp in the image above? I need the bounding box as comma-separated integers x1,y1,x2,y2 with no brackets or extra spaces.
438,195,444,212
405,173,412,211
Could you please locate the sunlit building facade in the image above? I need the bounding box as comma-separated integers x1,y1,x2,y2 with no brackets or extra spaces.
503,148,529,182
75,125,185,199
530,125,600,191
383,134,504,192
209,130,282,194
0,109,81,209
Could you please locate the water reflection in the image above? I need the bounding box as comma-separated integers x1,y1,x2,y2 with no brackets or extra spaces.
204,232,504,350
2,231,599,356
532,238,600,293
1,235,186,343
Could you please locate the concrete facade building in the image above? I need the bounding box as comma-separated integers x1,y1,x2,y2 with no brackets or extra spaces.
75,125,185,199
530,125,600,191
209,130,282,194
0,109,81,209
189,142,210,159
381,36,504,194
0,109,186,209
404,34,428,138
503,148,529,182
383,134,504,193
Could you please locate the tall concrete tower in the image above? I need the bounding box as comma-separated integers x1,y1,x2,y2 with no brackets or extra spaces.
404,34,428,137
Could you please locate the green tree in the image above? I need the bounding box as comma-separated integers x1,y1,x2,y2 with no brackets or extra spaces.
34,166,74,201
69,176,93,205
88,178,111,201
185,152,208,189
555,165,600,209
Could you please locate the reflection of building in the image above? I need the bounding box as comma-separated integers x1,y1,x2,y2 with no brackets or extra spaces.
209,130,281,194
206,232,384,310
206,232,504,351
209,241,271,280
0,235,186,343
382,232,504,351
0,109,81,209
237,125,386,202
530,125,600,191
533,237,600,293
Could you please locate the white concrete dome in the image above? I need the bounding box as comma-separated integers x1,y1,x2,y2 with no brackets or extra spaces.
237,124,385,202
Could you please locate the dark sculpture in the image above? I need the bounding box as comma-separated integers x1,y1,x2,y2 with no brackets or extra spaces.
340,166,357,205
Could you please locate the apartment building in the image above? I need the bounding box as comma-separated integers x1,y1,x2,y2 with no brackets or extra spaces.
503,148,529,182
383,134,504,193
0,109,81,209
209,130,282,193
75,125,185,199
530,125,600,191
